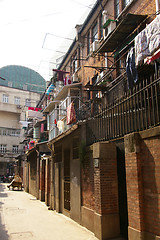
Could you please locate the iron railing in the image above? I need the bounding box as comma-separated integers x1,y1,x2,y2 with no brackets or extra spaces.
86,71,160,145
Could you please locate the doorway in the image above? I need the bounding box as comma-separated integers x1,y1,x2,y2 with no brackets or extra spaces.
116,141,128,239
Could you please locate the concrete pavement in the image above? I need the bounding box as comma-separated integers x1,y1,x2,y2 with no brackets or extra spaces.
0,183,98,240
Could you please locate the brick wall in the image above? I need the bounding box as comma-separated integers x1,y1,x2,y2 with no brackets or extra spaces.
125,131,160,238
130,0,155,16
125,151,144,231
81,149,95,210
93,142,119,215
140,136,160,236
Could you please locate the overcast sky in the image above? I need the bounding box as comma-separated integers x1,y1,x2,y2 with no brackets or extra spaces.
0,0,96,81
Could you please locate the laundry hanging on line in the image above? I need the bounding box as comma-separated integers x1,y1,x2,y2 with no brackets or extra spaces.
67,101,76,125
126,47,138,89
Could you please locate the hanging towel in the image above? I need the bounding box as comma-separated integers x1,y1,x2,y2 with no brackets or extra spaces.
67,102,76,125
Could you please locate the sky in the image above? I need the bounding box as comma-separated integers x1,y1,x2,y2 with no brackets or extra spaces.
0,0,96,81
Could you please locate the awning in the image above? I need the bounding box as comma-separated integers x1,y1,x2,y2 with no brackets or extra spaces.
54,82,82,101
98,14,147,53
43,100,60,113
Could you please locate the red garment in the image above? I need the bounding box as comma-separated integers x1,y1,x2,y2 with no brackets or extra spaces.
67,102,76,125
28,107,42,111
41,123,44,133
64,74,71,85
52,69,69,81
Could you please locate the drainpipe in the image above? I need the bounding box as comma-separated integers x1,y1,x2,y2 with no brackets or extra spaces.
155,0,160,13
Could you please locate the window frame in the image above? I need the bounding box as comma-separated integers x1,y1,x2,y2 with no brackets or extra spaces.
12,145,19,154
25,98,31,107
0,144,7,153
123,0,132,9
115,0,120,18
87,31,90,55
92,22,98,43
99,12,103,39
14,96,20,105
72,52,78,73
3,94,9,103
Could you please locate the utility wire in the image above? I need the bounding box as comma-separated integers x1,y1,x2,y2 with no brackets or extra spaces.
68,0,94,9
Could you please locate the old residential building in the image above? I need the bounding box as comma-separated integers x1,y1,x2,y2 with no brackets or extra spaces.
0,65,46,177
23,0,160,240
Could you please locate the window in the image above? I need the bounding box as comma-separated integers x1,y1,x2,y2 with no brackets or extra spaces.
25,99,31,107
23,84,27,90
2,129,7,135
3,94,8,103
72,53,78,73
14,97,20,105
115,0,120,18
123,0,132,8
7,129,11,136
11,129,20,137
99,13,103,39
11,130,16,136
12,145,19,154
15,130,20,136
0,128,20,136
0,145,7,153
92,22,98,42
8,81,12,87
87,32,90,55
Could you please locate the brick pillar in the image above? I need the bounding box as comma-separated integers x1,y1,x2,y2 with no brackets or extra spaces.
124,133,144,240
93,142,120,240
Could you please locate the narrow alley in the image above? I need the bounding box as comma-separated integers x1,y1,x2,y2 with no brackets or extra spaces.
0,183,98,240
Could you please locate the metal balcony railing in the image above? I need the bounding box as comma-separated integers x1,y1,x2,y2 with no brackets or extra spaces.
86,70,160,145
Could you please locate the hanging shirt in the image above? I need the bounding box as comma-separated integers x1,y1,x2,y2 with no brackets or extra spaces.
57,120,64,132
126,47,138,89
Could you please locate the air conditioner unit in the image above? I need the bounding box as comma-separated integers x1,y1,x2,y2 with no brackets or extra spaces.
103,21,116,39
72,72,79,83
90,40,99,53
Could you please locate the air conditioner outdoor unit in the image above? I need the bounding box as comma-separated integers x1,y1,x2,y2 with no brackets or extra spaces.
90,40,99,53
72,72,79,83
104,21,116,39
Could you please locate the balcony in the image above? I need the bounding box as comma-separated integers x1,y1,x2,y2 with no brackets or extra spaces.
98,14,147,53
86,69,160,145
0,102,22,113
